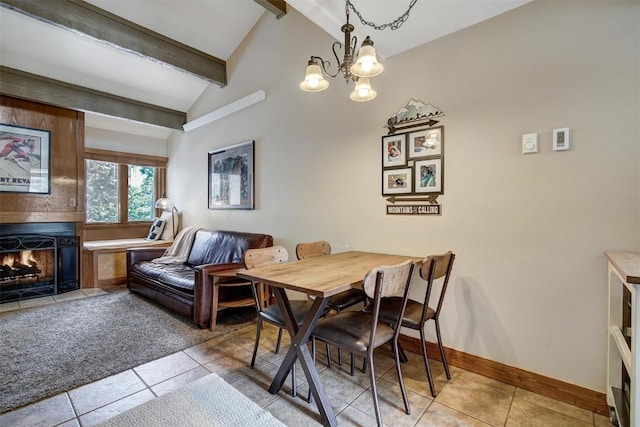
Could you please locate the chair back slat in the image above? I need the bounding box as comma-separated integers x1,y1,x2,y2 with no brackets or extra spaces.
295,240,331,260
363,260,414,299
419,251,455,320
244,246,289,270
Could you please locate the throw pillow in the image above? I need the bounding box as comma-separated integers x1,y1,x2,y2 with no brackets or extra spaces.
145,218,166,241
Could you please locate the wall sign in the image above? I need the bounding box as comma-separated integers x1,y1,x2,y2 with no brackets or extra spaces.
382,100,445,215
386,204,441,215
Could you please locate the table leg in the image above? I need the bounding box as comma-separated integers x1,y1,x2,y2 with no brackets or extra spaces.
269,288,337,427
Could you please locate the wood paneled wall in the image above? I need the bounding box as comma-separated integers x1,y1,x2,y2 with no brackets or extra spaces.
0,96,84,228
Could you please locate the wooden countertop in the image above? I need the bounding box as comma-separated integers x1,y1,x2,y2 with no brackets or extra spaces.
605,251,640,285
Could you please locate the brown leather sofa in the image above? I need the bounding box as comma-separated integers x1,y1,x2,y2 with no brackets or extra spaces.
126,229,273,328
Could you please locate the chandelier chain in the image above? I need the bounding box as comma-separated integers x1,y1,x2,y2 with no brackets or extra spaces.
346,0,418,31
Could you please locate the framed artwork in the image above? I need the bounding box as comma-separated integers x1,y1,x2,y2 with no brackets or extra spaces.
408,126,443,158
414,158,442,194
208,140,254,209
382,168,412,195
382,133,406,167
0,124,51,194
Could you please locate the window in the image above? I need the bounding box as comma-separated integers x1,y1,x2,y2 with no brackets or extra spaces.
84,149,167,225
127,165,155,222
86,160,119,223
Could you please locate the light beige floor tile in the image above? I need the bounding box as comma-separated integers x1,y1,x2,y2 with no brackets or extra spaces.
18,296,55,309
133,351,200,386
150,366,211,397
81,288,108,297
514,388,593,423
335,404,379,427
415,401,492,426
204,347,264,384
57,418,81,427
265,387,322,427
0,392,75,427
382,350,453,398
263,385,347,427
505,398,592,426
594,412,613,426
0,301,20,312
183,336,244,364
229,371,286,408
68,369,146,415
53,290,87,302
434,370,514,426
349,377,431,427
78,389,155,427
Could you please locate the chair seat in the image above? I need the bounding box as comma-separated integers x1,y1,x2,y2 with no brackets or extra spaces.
327,288,366,311
367,297,436,329
313,311,394,353
260,300,320,326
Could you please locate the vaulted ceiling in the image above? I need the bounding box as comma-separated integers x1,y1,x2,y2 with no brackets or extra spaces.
0,0,531,139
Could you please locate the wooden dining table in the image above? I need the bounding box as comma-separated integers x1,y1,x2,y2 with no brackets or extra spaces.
236,250,423,427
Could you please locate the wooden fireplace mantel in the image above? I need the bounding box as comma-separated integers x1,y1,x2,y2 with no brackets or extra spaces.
0,212,84,224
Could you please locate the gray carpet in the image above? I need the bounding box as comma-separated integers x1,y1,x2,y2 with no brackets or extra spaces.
0,291,256,414
98,373,285,427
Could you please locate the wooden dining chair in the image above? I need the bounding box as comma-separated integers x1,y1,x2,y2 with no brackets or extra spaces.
311,259,415,427
245,246,325,397
375,251,455,397
295,240,367,368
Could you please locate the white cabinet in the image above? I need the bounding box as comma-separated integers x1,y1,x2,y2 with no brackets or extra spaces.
607,251,640,427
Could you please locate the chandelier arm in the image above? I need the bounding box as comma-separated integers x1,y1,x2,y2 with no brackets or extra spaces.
312,55,339,79
347,0,418,31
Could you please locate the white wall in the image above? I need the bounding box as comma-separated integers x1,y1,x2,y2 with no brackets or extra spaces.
166,0,640,393
85,126,168,157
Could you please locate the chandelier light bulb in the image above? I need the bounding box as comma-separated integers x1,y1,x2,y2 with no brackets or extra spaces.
300,58,329,92
350,37,383,78
349,77,377,102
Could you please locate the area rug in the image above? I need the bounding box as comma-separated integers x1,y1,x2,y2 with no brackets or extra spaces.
98,373,284,427
0,291,256,414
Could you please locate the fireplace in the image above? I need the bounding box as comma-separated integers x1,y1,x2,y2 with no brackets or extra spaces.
0,222,79,303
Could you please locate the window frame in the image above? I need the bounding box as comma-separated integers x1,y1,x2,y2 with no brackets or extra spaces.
84,148,167,227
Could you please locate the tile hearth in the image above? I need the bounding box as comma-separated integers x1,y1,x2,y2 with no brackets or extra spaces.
0,290,612,427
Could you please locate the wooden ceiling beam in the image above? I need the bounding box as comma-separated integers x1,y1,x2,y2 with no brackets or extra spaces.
254,0,287,19
0,0,227,86
0,66,186,130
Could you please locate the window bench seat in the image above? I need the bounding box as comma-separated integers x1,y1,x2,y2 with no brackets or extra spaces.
82,238,171,288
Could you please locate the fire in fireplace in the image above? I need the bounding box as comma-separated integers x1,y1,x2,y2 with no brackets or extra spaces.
0,223,79,303
1,250,43,281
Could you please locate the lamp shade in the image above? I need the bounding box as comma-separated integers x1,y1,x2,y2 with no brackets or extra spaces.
300,58,330,92
154,197,173,211
350,37,383,78
349,77,377,102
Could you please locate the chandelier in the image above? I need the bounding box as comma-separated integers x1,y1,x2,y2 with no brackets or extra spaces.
299,0,418,102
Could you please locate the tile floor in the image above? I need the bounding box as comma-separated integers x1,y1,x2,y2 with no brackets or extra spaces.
0,291,614,427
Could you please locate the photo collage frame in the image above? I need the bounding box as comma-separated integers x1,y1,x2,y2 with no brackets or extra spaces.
382,126,444,196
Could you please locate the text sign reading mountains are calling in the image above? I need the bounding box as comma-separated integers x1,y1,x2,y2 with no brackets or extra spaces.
386,204,441,215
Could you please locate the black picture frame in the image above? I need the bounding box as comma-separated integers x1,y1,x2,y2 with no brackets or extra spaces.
208,140,255,210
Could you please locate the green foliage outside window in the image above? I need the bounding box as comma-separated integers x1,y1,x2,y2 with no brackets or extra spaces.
86,160,119,223
86,160,156,224
128,165,155,222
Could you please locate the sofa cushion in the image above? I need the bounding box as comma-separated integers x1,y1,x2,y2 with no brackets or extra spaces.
131,262,195,292
186,230,271,267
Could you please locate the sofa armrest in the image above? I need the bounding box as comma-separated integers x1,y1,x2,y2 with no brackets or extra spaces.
126,247,167,267
192,262,246,328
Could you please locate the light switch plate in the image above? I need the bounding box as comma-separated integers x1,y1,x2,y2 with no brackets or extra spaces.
522,133,538,154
